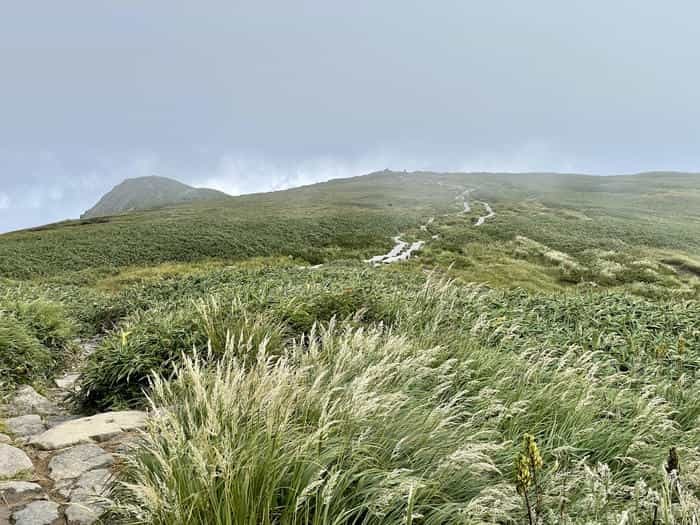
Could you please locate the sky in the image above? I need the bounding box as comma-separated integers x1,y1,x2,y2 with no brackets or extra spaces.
1,1,700,232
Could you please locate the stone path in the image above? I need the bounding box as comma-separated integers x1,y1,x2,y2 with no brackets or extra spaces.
0,340,147,525
474,201,496,226
365,186,496,266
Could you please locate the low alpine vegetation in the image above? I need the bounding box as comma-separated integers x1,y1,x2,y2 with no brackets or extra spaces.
0,294,77,390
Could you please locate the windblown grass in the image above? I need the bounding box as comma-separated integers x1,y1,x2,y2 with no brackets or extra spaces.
0,294,77,390
107,323,514,524
96,272,700,523
78,296,287,410
0,313,54,390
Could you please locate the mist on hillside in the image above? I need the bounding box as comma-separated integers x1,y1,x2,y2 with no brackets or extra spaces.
3,2,700,232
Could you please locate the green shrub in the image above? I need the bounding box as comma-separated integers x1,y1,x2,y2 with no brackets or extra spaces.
0,313,54,388
78,306,206,410
3,298,77,350
79,296,287,410
275,286,387,334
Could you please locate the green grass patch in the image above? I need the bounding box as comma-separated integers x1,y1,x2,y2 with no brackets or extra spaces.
0,313,54,389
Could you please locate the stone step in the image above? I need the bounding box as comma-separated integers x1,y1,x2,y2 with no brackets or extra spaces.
30,411,147,451
54,374,81,391
0,481,44,506
48,444,113,482
5,415,46,438
10,500,62,525
4,387,59,417
0,444,34,478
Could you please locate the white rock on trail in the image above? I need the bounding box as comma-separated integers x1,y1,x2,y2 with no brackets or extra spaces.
55,373,81,390
6,386,58,416
11,500,62,525
80,338,100,357
0,480,44,505
0,433,11,444
365,236,408,264
0,443,34,477
48,444,114,481
5,414,46,437
366,236,427,265
69,468,111,500
45,414,81,428
65,502,102,525
30,411,147,450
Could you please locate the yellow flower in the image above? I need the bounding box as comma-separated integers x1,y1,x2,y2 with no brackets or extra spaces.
515,453,531,495
524,434,543,471
121,329,132,346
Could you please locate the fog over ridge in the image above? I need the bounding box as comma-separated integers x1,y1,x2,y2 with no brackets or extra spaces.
2,1,700,231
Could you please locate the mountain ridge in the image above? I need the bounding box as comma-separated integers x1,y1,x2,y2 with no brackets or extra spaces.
81,175,229,218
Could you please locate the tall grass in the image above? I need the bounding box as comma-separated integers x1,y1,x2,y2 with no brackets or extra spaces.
79,297,287,409
107,322,514,524
0,312,54,390
105,276,700,523
0,296,77,391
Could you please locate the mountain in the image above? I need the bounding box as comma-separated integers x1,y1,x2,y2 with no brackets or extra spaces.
81,176,229,218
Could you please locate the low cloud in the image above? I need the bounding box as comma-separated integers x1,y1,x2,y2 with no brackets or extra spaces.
192,143,584,198
195,153,402,196
454,140,583,174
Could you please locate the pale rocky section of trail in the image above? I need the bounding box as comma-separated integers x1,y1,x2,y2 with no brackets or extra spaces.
365,235,426,266
365,185,496,266
474,201,496,226
456,188,472,213
0,339,147,525
366,236,409,264
452,187,496,226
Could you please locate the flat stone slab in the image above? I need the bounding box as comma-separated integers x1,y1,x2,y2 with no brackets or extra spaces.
0,480,44,505
12,500,62,525
6,386,58,416
69,468,111,501
0,443,34,477
30,411,147,450
45,414,81,428
65,501,102,525
62,469,111,524
49,444,113,481
5,415,46,437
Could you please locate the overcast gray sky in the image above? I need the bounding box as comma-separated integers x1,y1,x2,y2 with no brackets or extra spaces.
1,1,699,232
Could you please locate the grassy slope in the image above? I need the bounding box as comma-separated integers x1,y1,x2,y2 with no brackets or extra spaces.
1,171,699,282
2,170,700,522
27,261,699,523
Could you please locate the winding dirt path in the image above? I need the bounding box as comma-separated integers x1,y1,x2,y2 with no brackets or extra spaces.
366,236,409,264
474,201,495,226
457,189,472,213
365,185,495,266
